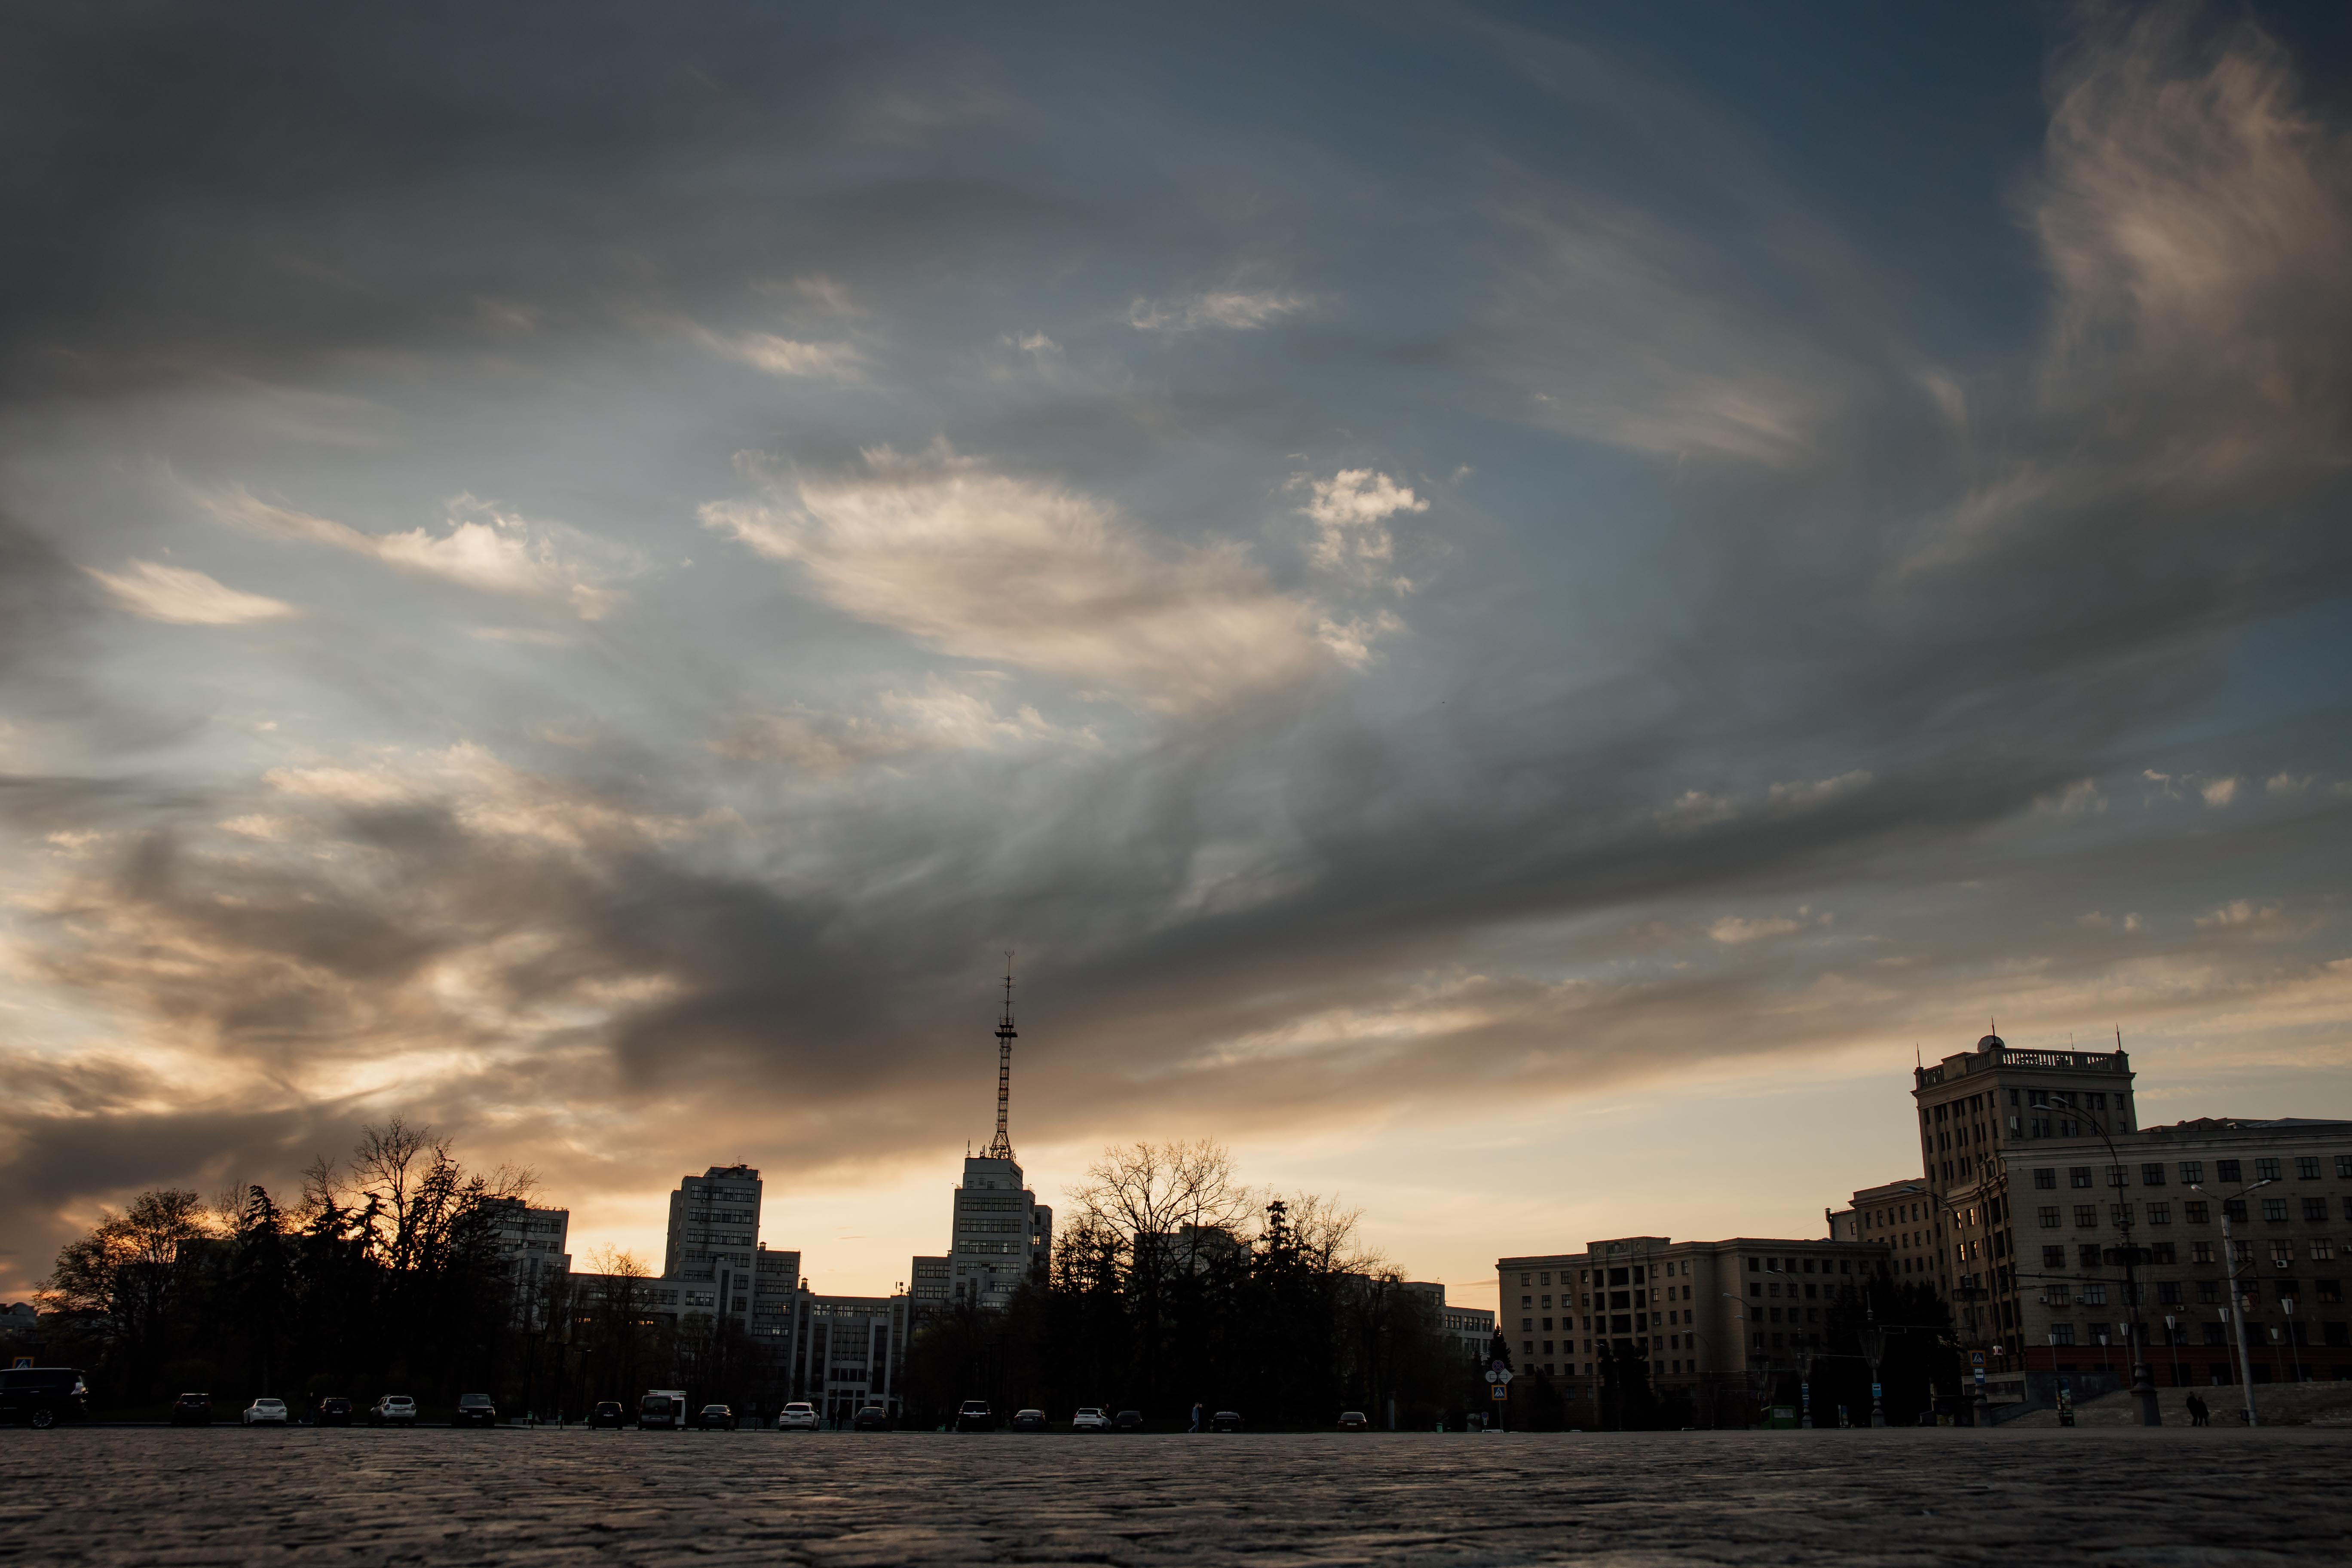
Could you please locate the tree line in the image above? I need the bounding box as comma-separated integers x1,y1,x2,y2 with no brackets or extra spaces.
33,1119,558,1415
898,1140,1482,1428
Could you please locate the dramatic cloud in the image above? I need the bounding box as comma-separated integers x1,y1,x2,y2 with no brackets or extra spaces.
1,2,2348,1300
701,446,1335,712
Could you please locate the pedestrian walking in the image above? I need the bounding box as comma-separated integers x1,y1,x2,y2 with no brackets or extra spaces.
2187,1393,2209,1426
1189,1401,1203,1433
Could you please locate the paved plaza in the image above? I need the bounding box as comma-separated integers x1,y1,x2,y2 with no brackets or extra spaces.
4,1427,2346,1565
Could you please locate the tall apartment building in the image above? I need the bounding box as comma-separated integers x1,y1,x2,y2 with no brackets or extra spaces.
1860,1032,2352,1406
1498,1233,1889,1427
664,1163,763,1335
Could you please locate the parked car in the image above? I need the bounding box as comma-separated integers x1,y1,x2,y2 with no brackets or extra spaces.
851,1406,891,1431
0,1368,90,1429
1113,1409,1145,1432
451,1393,497,1427
1210,1410,1243,1432
1071,1407,1109,1432
695,1403,735,1430
243,1397,290,1426
639,1389,686,1430
1337,1410,1369,1430
1009,1409,1047,1432
776,1401,819,1432
588,1400,626,1430
315,1396,355,1427
169,1392,214,1426
954,1399,995,1433
368,1395,417,1427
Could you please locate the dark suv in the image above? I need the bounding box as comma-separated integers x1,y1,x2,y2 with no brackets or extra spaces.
170,1392,215,1426
0,1368,89,1428
315,1396,355,1427
451,1393,497,1427
954,1400,995,1432
588,1400,626,1430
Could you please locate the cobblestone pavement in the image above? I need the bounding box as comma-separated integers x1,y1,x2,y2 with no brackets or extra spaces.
4,1427,2346,1566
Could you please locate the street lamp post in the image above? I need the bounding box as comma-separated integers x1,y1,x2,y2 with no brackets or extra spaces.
2031,1099,2158,1426
1861,1311,1886,1429
2164,1314,2182,1393
2191,1179,2272,1427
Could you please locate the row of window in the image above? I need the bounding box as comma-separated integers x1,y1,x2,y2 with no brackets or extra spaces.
2034,1156,2348,1190
2036,1198,2344,1227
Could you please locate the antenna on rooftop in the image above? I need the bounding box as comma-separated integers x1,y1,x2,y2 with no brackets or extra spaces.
984,953,1017,1162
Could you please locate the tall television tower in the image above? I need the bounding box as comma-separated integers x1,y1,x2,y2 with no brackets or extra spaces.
983,955,1017,1161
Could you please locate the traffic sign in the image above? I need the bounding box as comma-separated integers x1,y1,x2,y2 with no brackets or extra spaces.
1490,1385,1508,1401
1973,1369,1986,1385
1969,1351,1985,1367
1870,1382,1882,1398
8,1357,28,1370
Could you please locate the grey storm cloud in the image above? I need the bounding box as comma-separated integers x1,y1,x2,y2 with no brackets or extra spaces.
2,1,2350,1291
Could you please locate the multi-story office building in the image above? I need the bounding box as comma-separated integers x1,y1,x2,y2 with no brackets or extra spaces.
1827,1179,1944,1282
1415,1285,1495,1365
1887,1033,2351,1404
923,973,1054,1308
944,1154,1053,1307
1499,1233,1889,1427
784,1293,911,1423
663,1164,763,1335
484,1197,572,1326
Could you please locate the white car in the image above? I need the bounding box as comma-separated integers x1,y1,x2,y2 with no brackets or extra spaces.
1071,1407,1110,1432
776,1402,819,1432
242,1397,289,1426
369,1395,416,1426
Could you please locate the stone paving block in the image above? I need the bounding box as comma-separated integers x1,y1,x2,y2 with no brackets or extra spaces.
1,1428,2346,1566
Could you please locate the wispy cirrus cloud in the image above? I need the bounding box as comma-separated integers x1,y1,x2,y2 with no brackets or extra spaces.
1127,286,1313,335
196,484,631,619
84,559,299,625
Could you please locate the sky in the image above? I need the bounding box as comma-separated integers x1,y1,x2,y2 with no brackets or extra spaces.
3,1,2350,1308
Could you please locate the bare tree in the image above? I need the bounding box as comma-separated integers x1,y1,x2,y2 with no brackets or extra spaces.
1067,1139,1257,1285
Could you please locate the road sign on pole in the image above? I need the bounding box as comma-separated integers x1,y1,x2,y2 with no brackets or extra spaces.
1490,1385,1508,1401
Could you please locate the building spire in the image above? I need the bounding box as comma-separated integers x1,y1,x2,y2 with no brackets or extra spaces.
984,954,1017,1161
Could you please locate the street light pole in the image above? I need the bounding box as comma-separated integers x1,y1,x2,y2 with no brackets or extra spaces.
2032,1099,2157,1425
2192,1179,2272,1427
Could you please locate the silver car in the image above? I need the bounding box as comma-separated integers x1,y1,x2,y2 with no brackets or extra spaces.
370,1395,417,1426
242,1397,289,1426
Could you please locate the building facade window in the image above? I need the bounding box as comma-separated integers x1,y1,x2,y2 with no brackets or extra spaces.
2074,1205,2098,1229
2295,1157,2321,1181
2255,1158,2282,1182
2043,1245,2065,1268
2147,1202,2171,1225
2263,1198,2289,1222
2217,1159,2242,1183
2180,1161,2205,1185
2186,1200,2211,1224
2070,1167,2093,1189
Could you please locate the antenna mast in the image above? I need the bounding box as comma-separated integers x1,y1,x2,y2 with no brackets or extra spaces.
985,954,1017,1161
